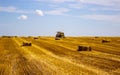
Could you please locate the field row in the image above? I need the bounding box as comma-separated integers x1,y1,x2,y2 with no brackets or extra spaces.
0,37,120,75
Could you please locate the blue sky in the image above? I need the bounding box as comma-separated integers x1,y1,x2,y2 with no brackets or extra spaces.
0,0,120,36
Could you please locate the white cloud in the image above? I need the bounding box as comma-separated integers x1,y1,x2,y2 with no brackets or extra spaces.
35,0,120,9
79,0,120,7
35,0,120,12
0,6,16,12
76,0,84,2
35,0,74,3
68,3,84,9
75,0,120,12
80,14,120,23
79,0,112,6
35,10,44,16
35,0,120,7
18,15,28,20
0,6,31,13
89,7,120,12
45,8,70,15
80,0,84,2
50,0,66,3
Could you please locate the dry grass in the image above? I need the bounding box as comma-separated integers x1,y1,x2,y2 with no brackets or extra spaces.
0,37,120,75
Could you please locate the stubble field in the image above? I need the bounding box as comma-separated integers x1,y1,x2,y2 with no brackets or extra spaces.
0,36,120,75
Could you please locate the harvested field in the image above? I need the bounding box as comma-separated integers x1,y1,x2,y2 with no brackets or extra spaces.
0,37,120,75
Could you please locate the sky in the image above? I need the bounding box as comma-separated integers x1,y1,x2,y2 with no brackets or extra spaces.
0,0,120,36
